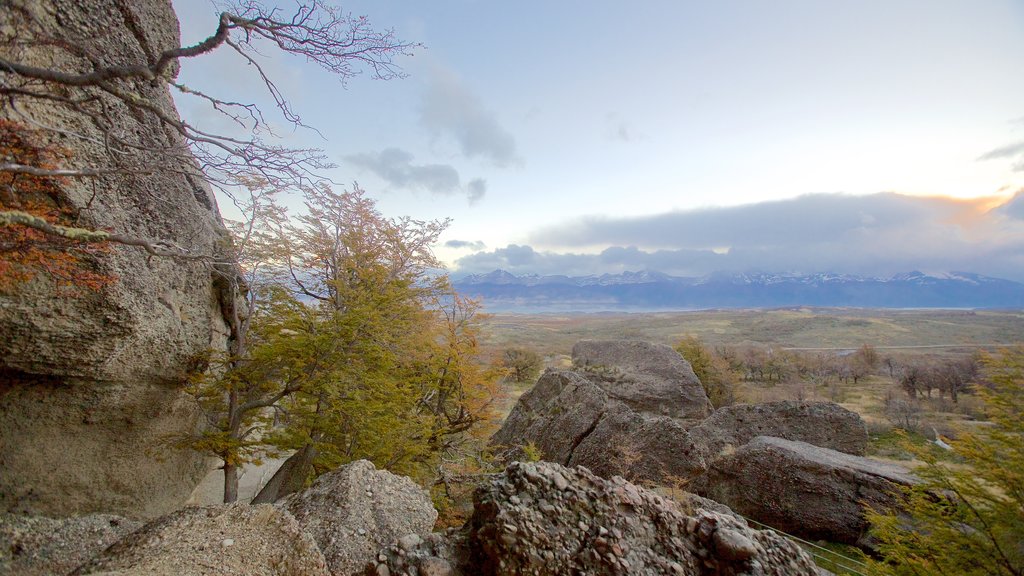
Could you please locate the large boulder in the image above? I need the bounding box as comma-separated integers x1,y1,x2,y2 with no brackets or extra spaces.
490,370,610,464
490,370,707,484
0,513,141,576
71,504,329,576
370,461,820,576
689,401,869,461
0,0,233,518
572,340,712,420
568,404,706,483
279,460,437,576
689,436,916,547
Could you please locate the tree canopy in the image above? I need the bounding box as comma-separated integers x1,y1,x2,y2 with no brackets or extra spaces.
868,347,1024,576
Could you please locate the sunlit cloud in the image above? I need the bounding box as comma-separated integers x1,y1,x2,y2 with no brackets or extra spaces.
455,193,1024,281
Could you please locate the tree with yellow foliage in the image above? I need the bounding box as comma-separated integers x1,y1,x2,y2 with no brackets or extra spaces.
182,183,501,502
675,336,738,407
867,347,1024,576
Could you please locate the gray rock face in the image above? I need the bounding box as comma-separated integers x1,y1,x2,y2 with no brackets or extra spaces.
490,369,707,484
371,461,820,576
568,404,706,482
689,401,869,461
690,436,915,547
490,370,610,465
572,340,713,420
0,0,232,518
71,504,329,576
0,513,142,576
279,460,437,576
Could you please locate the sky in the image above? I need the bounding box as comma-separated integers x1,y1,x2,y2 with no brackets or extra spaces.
170,0,1024,281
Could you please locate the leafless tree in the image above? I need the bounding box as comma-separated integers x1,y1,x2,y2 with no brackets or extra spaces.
0,0,419,254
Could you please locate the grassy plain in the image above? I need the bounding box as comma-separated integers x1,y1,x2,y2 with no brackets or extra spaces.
480,308,1024,574
481,307,1024,452
479,308,1024,362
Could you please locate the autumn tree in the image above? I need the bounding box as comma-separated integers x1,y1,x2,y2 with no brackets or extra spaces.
868,348,1024,575
676,336,738,407
502,348,543,383
184,184,501,502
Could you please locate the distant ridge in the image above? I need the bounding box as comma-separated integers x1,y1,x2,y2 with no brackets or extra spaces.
453,270,1024,312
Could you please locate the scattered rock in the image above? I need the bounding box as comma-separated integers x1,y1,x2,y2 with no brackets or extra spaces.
279,460,437,576
71,504,328,576
690,436,915,547
689,401,869,460
572,340,713,420
0,513,141,576
372,461,820,575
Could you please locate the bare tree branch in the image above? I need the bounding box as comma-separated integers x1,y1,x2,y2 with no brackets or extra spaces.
0,210,213,260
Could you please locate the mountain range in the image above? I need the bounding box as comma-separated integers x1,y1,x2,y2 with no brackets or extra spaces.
452,270,1024,312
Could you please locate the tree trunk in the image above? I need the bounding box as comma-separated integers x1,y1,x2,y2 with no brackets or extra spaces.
223,462,239,503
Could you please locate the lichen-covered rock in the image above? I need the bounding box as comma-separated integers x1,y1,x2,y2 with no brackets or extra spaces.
572,340,713,420
0,513,141,576
71,504,328,576
279,460,437,576
0,0,233,519
689,401,869,460
371,461,820,576
690,436,915,547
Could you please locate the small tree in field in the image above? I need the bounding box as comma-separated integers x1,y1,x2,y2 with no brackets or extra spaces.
868,347,1024,576
502,348,543,383
676,336,738,407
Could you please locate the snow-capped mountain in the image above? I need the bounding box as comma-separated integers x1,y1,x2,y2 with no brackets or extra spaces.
452,270,1024,312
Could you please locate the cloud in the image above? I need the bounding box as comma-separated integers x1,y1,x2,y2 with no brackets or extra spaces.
997,189,1024,220
445,239,487,250
605,112,639,142
419,66,520,167
455,193,1024,281
978,141,1024,172
344,148,484,202
467,178,487,204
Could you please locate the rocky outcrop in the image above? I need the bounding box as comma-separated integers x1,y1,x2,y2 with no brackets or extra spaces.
0,0,233,518
490,370,611,465
371,461,821,576
279,460,437,576
569,404,706,482
71,504,329,576
572,340,713,420
491,340,717,485
689,401,869,460
689,436,915,547
0,513,141,576
490,369,708,484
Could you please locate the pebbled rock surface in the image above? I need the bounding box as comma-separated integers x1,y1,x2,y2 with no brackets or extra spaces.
572,340,713,420
371,461,820,576
690,436,915,548
71,504,328,576
0,0,233,518
0,513,141,576
279,459,437,576
689,401,869,460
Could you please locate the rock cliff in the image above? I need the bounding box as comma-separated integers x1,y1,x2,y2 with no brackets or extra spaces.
0,0,232,518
